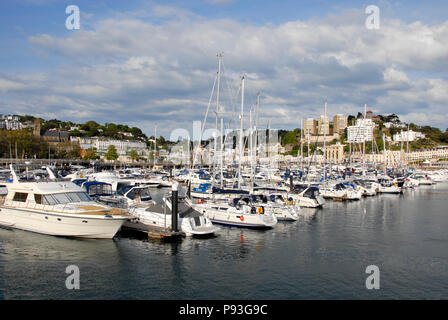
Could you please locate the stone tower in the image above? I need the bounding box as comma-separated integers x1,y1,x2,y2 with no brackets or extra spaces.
33,118,40,136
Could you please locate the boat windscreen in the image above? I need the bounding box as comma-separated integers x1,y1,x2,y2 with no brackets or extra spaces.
303,187,318,199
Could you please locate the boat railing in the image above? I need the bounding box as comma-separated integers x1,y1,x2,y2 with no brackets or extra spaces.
3,199,60,213
2,199,103,214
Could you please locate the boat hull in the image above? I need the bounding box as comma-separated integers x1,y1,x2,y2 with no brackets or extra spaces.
0,207,125,239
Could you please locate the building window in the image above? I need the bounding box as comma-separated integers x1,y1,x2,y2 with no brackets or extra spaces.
13,192,28,202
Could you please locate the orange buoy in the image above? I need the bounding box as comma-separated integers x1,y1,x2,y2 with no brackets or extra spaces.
240,216,244,221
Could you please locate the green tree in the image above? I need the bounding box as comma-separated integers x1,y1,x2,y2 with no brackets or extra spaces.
347,115,356,126
83,147,99,160
105,145,119,161
129,149,139,162
55,141,82,159
0,129,49,159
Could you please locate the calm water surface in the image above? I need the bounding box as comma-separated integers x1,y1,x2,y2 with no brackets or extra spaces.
1,183,447,299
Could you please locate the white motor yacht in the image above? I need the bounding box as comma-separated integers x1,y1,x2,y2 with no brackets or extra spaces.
246,194,300,221
319,183,347,200
187,197,278,229
0,166,129,239
88,171,134,192
377,178,402,194
126,194,220,237
291,185,325,208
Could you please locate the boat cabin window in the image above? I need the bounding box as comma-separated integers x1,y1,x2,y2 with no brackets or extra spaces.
52,193,71,204
303,188,318,199
126,188,136,200
13,192,28,202
34,194,43,204
136,188,151,199
117,185,133,195
42,192,91,205
87,184,112,196
43,194,57,205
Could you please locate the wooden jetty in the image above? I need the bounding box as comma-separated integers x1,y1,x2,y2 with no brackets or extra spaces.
120,220,184,240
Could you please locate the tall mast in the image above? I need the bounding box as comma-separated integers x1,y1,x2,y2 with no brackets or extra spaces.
406,123,410,165
249,108,254,190
323,100,327,182
217,53,224,188
400,129,403,166
383,132,386,170
155,124,157,161
362,104,367,174
268,119,271,169
349,140,352,168
300,118,304,171
307,129,310,166
255,92,260,167
238,75,245,189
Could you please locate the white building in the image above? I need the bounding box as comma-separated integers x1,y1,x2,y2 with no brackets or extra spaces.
393,130,425,142
0,115,23,130
347,119,374,143
71,136,148,157
384,122,407,129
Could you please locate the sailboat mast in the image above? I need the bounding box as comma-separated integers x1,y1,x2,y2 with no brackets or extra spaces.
300,118,304,171
323,100,327,182
154,124,158,168
238,75,245,189
406,123,410,165
383,132,387,170
216,54,224,188
255,92,260,167
363,104,367,174
249,109,254,190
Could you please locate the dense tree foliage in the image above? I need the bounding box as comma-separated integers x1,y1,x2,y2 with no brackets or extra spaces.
129,150,139,161
105,145,119,161
83,147,99,160
0,130,49,159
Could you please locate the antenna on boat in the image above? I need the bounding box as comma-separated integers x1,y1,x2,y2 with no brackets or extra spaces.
9,164,19,183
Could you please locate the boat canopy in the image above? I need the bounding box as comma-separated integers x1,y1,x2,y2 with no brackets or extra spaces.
83,181,113,197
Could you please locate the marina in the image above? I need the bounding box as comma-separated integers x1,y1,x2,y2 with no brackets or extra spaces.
0,181,447,299
0,163,448,299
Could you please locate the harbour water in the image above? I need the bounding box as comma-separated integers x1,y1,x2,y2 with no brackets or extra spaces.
1,183,447,300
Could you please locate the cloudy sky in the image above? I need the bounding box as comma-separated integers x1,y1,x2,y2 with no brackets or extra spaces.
1,0,447,138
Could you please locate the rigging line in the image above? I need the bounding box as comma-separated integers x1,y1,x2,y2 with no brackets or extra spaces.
192,71,218,169
221,59,238,114
225,84,241,139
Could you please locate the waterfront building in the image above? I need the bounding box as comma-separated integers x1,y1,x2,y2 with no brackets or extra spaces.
333,114,347,134
317,115,330,135
42,130,69,145
393,130,425,142
303,118,317,136
0,115,23,130
325,143,345,164
347,118,374,143
384,122,407,129
70,136,149,161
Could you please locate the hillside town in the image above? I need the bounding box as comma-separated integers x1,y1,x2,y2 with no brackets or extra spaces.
1,111,447,167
